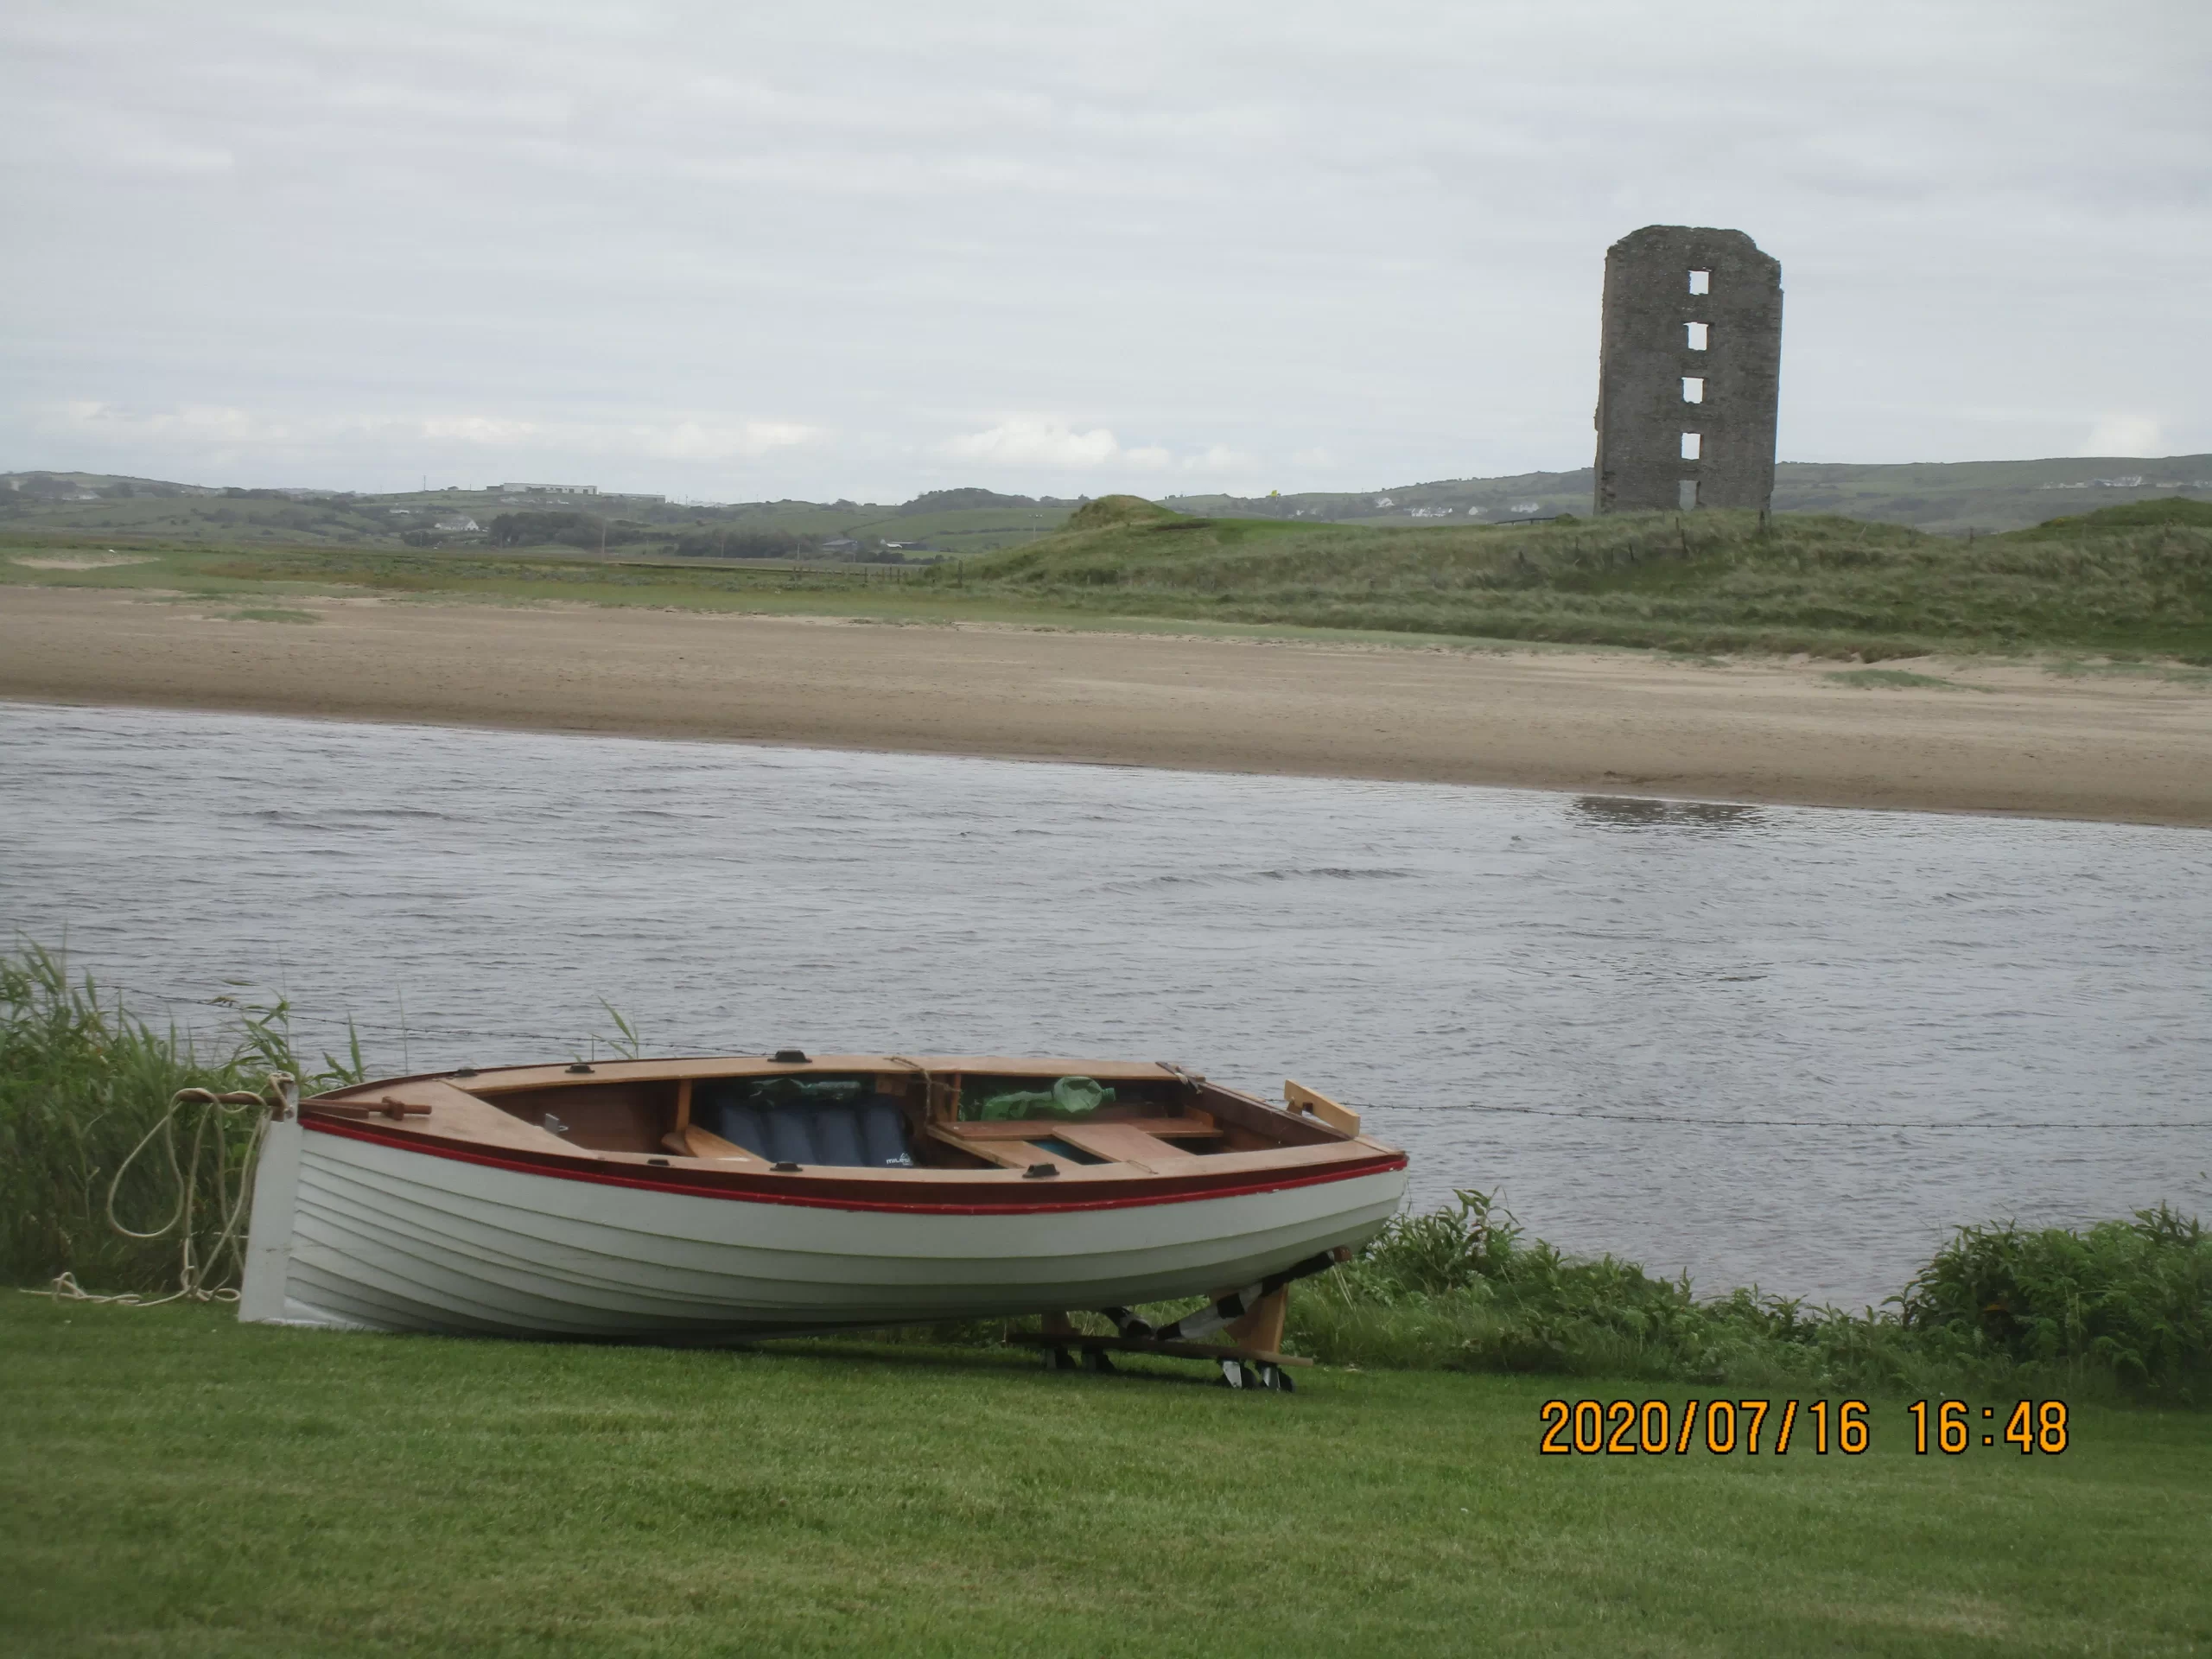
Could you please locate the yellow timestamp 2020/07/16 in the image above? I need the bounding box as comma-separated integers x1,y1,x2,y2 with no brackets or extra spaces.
1537,1397,2071,1456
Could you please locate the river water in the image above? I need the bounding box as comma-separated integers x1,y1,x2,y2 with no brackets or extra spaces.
3,699,2207,1307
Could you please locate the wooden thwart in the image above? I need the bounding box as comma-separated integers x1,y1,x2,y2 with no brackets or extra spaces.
1052,1122,1201,1167
925,1123,1057,1170
662,1123,766,1164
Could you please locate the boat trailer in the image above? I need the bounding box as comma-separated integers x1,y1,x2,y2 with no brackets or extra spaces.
1007,1245,1351,1391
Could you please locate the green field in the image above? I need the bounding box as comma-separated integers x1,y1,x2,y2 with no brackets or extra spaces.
3,1296,2206,1657
9,493,2212,664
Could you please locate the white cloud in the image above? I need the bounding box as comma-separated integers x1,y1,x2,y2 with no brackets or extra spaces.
937,420,1266,478
422,416,539,443
632,420,825,460
2082,415,2164,457
23,400,828,488
1189,443,1257,474
423,414,824,460
941,417,1128,468
49,401,284,442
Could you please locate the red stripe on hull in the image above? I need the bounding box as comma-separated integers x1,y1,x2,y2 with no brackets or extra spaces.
303,1116,1407,1216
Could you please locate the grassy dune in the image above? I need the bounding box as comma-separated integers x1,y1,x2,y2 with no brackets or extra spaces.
937,495,2212,660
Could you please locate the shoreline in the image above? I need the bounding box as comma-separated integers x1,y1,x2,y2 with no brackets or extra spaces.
3,584,2209,826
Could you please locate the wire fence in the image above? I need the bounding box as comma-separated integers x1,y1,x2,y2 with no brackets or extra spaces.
1380,1103,2212,1132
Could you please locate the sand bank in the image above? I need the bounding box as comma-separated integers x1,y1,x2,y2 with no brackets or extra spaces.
3,586,2208,825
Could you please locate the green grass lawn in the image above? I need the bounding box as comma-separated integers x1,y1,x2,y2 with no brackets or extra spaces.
3,1297,2204,1657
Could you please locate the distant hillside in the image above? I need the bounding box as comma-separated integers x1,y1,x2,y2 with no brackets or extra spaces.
6,454,2209,546
1166,455,2212,534
0,474,1071,558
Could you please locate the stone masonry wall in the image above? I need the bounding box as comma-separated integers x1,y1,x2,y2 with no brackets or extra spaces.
1594,226,1782,514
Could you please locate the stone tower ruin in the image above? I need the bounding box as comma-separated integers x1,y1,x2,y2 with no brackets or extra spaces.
1593,226,1782,514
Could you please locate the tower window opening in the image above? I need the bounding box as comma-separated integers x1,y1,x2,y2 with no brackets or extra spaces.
1682,377,1705,403
1681,432,1702,461
1687,321,1709,351
1688,270,1711,296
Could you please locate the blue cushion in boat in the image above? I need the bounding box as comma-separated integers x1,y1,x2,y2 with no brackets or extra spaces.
712,1103,770,1158
764,1106,817,1166
860,1099,909,1166
701,1090,912,1168
811,1105,864,1166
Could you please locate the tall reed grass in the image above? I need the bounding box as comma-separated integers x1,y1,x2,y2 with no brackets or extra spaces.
0,944,359,1294
8,947,2204,1401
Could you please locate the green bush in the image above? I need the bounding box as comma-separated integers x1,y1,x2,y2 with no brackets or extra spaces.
1899,1207,2212,1399
1285,1190,2211,1402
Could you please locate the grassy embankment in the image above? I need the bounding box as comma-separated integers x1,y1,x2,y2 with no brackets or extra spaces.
8,946,2212,1651
10,495,2212,664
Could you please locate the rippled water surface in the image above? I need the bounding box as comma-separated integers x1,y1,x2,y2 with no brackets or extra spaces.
4,700,2208,1306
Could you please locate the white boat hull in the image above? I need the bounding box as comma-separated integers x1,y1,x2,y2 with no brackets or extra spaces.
243,1116,1408,1340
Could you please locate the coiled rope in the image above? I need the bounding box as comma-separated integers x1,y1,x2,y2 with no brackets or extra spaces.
29,1073,291,1308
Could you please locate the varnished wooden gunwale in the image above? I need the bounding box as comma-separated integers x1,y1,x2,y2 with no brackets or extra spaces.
297,1053,1397,1208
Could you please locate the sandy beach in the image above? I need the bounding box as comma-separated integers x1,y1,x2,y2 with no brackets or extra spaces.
3,585,2208,825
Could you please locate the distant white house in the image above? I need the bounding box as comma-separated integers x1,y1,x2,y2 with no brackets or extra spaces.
500,482,598,496
434,516,480,532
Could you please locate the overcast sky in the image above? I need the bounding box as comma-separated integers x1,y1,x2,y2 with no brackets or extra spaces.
3,1,2207,502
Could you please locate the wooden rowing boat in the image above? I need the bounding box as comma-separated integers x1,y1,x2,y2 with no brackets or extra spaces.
239,1052,1409,1344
